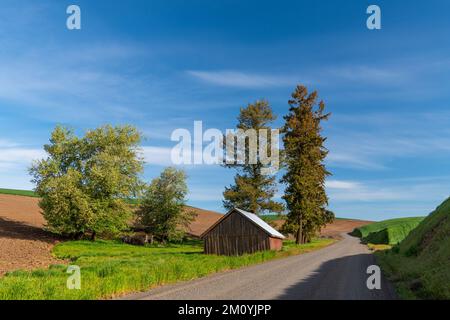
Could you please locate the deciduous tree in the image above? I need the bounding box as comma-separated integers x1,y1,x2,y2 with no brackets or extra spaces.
136,167,196,242
30,125,144,239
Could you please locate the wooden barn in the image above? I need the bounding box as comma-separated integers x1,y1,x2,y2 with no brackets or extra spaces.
201,208,285,256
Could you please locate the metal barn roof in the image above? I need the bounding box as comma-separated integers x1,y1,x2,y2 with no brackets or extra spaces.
234,208,286,239
201,208,285,239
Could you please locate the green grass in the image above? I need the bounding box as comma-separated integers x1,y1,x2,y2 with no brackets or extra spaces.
0,188,139,205
376,197,450,300
351,217,425,245
0,188,38,198
0,238,334,300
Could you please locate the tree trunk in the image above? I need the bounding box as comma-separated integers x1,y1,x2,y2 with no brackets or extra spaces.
296,217,303,244
74,232,84,240
90,231,97,241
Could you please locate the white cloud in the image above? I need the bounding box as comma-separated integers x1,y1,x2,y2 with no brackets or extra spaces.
0,143,45,189
141,146,173,166
327,177,450,203
326,180,361,190
0,146,45,172
325,111,450,170
187,70,300,88
326,152,386,170
325,65,406,84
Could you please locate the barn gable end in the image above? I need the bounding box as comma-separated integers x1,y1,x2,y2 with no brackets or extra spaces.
201,208,285,256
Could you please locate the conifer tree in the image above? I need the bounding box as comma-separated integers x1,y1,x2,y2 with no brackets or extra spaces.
223,100,284,215
281,85,333,244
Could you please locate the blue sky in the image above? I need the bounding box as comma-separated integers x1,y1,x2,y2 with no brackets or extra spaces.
1,0,450,220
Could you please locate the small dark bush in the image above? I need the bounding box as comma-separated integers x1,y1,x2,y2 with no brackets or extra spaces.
404,245,419,257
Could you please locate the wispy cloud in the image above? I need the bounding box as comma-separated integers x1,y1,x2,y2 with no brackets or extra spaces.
325,180,361,190
326,111,450,170
141,146,173,166
327,177,450,203
326,153,386,170
0,142,44,172
186,70,302,88
324,65,407,84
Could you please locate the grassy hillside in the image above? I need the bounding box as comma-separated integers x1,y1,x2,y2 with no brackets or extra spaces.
0,238,334,300
0,188,138,205
376,198,450,299
352,217,425,245
0,188,38,198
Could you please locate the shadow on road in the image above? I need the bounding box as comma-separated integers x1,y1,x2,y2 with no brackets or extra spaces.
275,253,397,300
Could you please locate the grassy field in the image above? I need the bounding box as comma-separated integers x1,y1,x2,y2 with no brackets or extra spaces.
0,188,38,198
376,198,450,299
0,238,335,300
0,188,142,205
351,217,425,245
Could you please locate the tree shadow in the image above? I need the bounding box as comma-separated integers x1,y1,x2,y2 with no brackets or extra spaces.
346,232,367,245
0,217,57,243
275,253,397,300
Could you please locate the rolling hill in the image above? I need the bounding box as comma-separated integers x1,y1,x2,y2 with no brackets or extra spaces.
0,188,38,198
376,197,450,299
351,217,425,245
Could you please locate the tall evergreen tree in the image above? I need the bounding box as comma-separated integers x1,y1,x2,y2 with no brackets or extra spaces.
281,85,333,244
223,100,284,215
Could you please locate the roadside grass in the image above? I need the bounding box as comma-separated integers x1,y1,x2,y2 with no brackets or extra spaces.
0,238,335,300
351,217,425,245
367,243,392,252
0,188,38,198
375,198,450,300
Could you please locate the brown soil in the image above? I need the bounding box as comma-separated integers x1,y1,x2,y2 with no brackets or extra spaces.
0,194,62,275
272,218,373,239
0,193,372,275
0,194,223,274
185,206,222,237
320,218,373,238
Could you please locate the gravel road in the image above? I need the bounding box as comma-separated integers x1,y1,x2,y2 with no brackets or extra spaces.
124,233,397,300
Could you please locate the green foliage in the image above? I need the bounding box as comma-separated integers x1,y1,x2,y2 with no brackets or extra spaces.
223,100,284,215
352,217,424,245
0,238,334,300
136,167,195,242
281,85,331,244
261,214,286,222
0,188,38,197
376,198,450,299
29,125,144,239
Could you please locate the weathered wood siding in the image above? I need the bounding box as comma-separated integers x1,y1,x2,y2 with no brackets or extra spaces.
269,237,283,251
204,211,271,255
